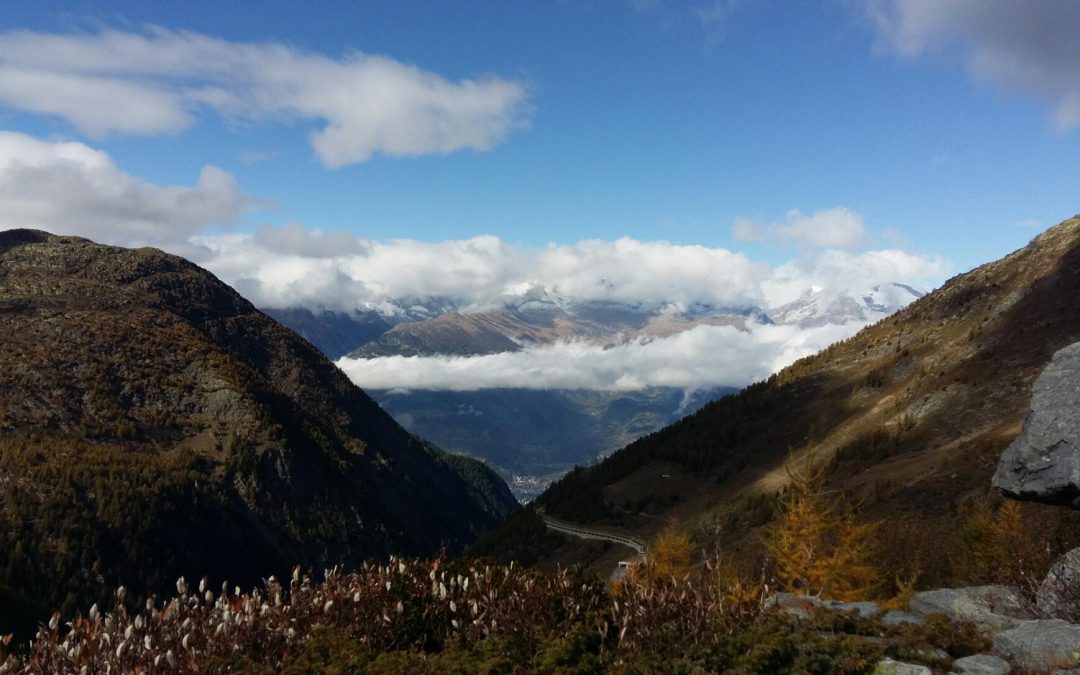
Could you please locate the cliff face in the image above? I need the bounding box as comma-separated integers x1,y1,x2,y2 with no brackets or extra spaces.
0,229,516,632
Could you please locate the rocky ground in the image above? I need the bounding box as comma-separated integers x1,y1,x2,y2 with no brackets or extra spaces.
781,339,1080,674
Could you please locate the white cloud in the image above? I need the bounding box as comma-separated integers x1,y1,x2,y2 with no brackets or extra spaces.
253,222,369,259
190,214,945,314
761,248,945,307
336,320,870,392
0,130,945,325
0,27,529,166
0,131,257,249
0,130,947,396
329,236,946,392
867,0,1080,131
194,232,776,311
732,207,868,248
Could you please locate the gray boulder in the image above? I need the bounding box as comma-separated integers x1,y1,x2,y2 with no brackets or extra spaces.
881,610,925,627
994,342,1080,506
909,586,1031,632
951,654,1011,674
992,619,1080,672
873,659,931,675
766,592,880,620
1038,547,1080,621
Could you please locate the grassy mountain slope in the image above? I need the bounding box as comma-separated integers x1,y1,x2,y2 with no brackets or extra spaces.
531,215,1080,582
0,229,516,635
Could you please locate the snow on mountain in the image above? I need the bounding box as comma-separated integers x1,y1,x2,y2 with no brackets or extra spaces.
765,283,924,328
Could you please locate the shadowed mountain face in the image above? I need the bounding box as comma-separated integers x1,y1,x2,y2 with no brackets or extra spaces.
0,230,516,636
262,306,391,360
371,386,734,501
525,215,1080,583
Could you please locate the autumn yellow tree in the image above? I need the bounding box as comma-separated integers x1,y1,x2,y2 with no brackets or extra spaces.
765,451,880,600
638,519,695,585
954,498,1031,585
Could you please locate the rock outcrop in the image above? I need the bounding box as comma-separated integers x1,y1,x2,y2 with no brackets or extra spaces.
951,654,1011,675
770,583,1080,673
908,586,1032,632
992,619,1080,672
993,341,1080,506
1038,547,1080,621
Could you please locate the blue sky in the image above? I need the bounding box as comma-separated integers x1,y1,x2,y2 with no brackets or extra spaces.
2,0,1079,278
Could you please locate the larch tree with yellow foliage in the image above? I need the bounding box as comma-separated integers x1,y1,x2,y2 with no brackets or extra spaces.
642,519,695,584
955,498,1034,585
765,451,880,601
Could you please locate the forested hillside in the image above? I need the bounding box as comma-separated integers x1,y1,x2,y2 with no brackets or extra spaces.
0,230,517,638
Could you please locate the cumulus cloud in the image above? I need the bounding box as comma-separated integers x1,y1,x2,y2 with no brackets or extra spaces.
319,236,945,392
0,131,257,249
732,207,868,249
0,129,946,395
0,27,529,166
867,0,1080,131
253,222,370,259
0,133,944,319
761,248,946,307
192,218,946,313
336,320,869,391
194,232,780,311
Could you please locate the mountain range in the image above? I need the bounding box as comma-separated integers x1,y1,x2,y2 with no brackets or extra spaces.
507,214,1080,584
0,230,516,636
268,282,923,500
4,214,1080,649
270,283,925,360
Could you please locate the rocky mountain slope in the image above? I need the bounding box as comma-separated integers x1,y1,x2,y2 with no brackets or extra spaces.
343,285,916,359
0,229,516,635
526,214,1080,583
346,290,759,358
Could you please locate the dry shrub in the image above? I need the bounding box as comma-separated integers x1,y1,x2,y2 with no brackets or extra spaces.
1,549,995,673
0,559,611,673
1,553,778,673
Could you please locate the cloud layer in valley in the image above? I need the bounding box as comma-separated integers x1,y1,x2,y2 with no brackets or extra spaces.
0,27,529,166
337,320,869,392
868,0,1080,131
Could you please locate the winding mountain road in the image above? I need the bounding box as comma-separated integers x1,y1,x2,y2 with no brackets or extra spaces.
541,517,648,556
